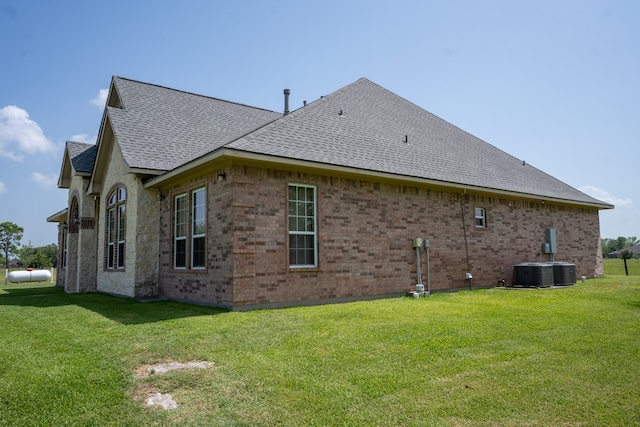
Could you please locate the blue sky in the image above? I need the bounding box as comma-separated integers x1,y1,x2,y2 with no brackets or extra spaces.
0,0,638,248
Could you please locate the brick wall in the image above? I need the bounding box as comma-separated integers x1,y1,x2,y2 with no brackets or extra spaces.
158,173,234,306
157,163,604,309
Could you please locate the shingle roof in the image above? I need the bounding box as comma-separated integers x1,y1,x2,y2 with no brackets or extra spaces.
108,77,282,171
67,141,97,173
227,78,608,207
107,76,609,208
609,244,640,257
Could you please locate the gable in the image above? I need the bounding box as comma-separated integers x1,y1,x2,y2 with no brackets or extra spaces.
57,141,97,189
88,114,124,195
104,77,282,173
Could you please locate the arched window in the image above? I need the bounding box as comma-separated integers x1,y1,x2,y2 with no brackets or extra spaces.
69,197,79,234
106,186,126,269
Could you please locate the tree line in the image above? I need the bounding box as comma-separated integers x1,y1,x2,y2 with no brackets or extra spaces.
1,221,58,269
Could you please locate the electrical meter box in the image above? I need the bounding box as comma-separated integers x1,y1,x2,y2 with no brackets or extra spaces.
412,238,423,248
546,228,557,254
423,239,429,248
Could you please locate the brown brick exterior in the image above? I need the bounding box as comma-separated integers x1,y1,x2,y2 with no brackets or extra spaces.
156,163,604,310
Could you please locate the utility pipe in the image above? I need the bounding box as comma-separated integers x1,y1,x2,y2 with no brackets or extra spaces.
426,244,431,295
460,196,472,289
415,246,422,287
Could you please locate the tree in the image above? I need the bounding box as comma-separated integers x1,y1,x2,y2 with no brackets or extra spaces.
1,221,24,280
19,242,57,268
1,221,23,266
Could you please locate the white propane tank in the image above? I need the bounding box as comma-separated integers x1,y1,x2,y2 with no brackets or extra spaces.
7,269,52,283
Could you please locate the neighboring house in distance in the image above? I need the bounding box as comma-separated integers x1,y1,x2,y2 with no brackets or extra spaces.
47,76,612,310
607,244,640,258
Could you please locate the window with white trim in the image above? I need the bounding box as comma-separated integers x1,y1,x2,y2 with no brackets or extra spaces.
192,187,206,269
288,184,317,267
106,186,126,269
475,207,486,228
174,193,187,269
173,187,206,269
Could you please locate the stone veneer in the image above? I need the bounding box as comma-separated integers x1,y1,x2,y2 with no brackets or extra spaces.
157,163,604,310
63,175,97,293
95,143,159,298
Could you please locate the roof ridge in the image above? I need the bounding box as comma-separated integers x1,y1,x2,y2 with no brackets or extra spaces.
112,76,279,115
66,140,94,147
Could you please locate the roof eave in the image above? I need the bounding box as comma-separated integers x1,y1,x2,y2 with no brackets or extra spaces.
129,168,166,176
144,149,613,209
46,208,68,223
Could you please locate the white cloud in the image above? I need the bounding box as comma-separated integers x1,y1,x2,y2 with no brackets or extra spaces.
90,88,108,108
32,172,58,190
70,133,97,144
579,185,633,207
0,105,55,161
0,181,6,195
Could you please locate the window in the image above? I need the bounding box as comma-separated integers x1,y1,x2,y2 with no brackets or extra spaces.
173,187,206,269
475,207,486,228
288,184,317,267
106,186,126,269
61,226,67,268
192,187,206,269
174,193,187,269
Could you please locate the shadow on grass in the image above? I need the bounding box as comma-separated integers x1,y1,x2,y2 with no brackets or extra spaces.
0,284,228,325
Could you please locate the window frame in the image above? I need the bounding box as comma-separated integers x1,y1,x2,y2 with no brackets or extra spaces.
61,226,67,268
105,186,126,270
288,183,318,268
474,207,487,228
174,193,187,269
191,187,206,269
171,186,207,271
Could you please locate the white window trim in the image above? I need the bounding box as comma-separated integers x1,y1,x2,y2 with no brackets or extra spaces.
116,205,125,269
174,193,187,269
475,207,486,228
191,187,206,269
288,183,318,268
107,207,115,268
106,187,126,270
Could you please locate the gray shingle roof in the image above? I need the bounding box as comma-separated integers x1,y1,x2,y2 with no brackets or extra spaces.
67,141,97,173
108,77,282,171
227,78,608,206
108,76,609,207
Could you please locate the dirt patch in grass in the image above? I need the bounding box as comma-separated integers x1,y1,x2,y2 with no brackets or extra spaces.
134,360,214,378
133,360,214,410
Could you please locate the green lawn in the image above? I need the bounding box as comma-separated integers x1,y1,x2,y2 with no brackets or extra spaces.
604,257,640,276
1,271,639,426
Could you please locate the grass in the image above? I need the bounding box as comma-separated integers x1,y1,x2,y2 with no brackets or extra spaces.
0,269,639,425
604,257,640,276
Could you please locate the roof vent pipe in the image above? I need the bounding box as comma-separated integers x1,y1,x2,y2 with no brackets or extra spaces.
283,89,290,115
